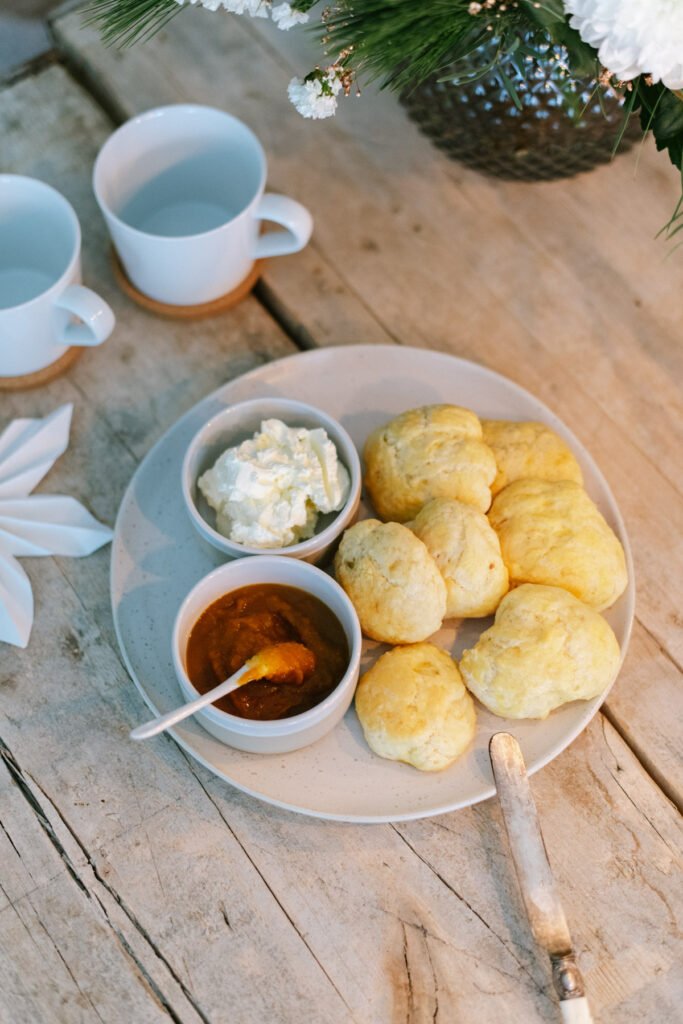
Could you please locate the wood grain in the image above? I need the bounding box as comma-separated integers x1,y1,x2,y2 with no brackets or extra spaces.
2,558,680,1024
0,345,82,392
0,16,679,1023
111,249,264,320
52,9,683,803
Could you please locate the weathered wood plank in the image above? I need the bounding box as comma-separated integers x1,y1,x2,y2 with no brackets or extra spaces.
247,16,683,442
0,65,352,1024
53,11,683,489
0,612,354,1024
52,11,683,802
0,65,296,459
0,29,679,1024
247,13,683,813
602,622,683,809
192,715,682,1024
0,64,296,653
0,753,204,1024
3,552,681,1023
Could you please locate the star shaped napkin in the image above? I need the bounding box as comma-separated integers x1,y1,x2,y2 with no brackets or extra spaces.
0,404,113,648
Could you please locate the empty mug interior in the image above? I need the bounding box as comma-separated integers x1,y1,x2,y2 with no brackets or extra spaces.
0,179,77,309
96,107,266,238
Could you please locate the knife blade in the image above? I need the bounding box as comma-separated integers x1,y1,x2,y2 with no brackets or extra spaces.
489,732,594,1024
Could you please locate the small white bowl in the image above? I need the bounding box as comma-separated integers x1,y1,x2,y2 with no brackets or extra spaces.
181,397,361,564
172,556,362,753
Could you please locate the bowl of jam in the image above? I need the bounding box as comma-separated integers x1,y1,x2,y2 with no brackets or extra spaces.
172,555,362,753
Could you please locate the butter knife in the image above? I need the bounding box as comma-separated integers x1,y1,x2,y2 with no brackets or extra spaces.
489,732,594,1024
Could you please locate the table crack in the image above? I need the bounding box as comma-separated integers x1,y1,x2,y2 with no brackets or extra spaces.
0,813,22,861
391,825,549,1004
184,758,360,1023
32,909,107,1024
401,922,414,1023
0,734,212,1024
600,720,681,850
421,925,440,1024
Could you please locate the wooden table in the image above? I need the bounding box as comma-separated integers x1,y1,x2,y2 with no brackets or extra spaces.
1,5,682,1022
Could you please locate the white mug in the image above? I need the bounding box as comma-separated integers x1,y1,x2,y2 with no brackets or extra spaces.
0,176,115,378
92,105,313,306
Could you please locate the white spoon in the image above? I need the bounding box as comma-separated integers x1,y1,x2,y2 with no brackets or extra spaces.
130,642,315,741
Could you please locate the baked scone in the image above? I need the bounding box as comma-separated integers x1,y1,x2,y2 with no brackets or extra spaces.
334,519,446,643
459,584,621,719
408,499,508,618
482,419,583,497
488,479,628,611
363,405,497,521
355,643,476,771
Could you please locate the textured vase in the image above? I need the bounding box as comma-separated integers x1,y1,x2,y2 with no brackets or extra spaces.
400,38,640,182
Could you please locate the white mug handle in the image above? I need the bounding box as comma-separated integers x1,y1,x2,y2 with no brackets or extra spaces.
253,193,313,259
54,284,115,347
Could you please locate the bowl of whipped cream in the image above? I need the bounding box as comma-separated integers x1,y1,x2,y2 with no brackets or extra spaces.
181,397,361,564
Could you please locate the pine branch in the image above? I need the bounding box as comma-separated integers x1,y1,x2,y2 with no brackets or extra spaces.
321,0,526,91
318,0,603,93
83,0,683,219
84,0,181,47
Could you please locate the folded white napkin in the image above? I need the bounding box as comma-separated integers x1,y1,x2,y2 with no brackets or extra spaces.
0,404,113,648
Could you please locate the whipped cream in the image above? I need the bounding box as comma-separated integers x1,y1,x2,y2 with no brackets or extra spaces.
198,418,351,548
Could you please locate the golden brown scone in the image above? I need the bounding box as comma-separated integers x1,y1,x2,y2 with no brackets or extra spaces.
363,405,496,521
334,520,446,643
488,479,628,611
408,499,508,618
482,419,583,497
355,643,476,771
459,584,621,719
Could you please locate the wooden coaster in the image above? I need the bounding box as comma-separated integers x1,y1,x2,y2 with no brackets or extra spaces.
111,249,263,319
0,345,82,392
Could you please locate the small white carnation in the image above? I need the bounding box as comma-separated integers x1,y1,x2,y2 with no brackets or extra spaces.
272,3,309,29
176,0,269,16
564,0,683,89
175,0,219,8
288,69,342,119
227,0,270,16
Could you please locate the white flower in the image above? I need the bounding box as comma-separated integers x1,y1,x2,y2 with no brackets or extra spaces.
225,0,269,14
288,69,342,119
564,0,683,89
176,0,269,16
272,3,309,29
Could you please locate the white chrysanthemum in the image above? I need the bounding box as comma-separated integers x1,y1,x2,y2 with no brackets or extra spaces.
564,0,683,89
176,0,269,16
272,3,309,29
288,69,342,119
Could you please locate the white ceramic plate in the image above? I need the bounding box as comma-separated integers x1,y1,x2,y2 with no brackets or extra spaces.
111,345,634,822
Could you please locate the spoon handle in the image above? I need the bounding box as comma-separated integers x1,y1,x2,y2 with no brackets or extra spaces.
130,664,248,741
